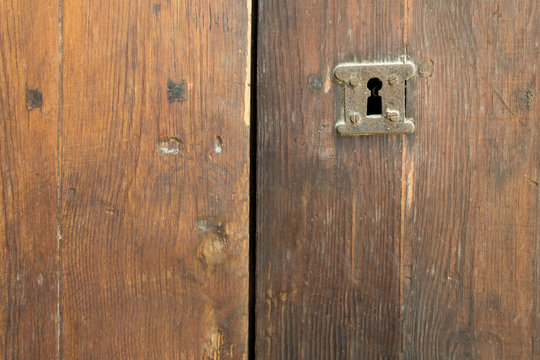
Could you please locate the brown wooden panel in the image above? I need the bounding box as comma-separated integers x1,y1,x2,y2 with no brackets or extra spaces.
60,0,251,358
0,0,59,358
402,0,539,358
256,0,405,358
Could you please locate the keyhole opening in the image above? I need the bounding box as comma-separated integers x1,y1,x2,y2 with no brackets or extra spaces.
366,77,383,115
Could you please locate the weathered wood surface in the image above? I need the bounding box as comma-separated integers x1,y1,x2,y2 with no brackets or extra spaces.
0,0,59,358
256,0,405,358
1,0,251,358
402,0,539,359
257,0,539,359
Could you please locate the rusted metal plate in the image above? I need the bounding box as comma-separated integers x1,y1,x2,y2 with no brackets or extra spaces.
334,61,415,135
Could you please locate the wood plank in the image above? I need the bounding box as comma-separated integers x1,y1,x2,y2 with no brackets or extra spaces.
60,0,251,358
0,0,59,358
402,0,539,358
256,0,405,358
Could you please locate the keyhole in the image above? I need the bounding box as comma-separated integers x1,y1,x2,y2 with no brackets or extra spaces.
366,77,383,115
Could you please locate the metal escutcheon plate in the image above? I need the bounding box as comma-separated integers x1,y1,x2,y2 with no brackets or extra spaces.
334,61,415,135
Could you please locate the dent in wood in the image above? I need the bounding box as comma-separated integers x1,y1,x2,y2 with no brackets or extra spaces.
417,59,434,77
157,136,183,155
214,136,223,153
196,216,230,266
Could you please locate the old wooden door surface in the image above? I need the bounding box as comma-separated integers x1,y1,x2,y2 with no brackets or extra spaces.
256,0,539,359
1,0,539,358
0,0,251,358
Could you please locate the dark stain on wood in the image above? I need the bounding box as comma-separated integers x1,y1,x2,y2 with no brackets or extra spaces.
309,75,323,92
167,79,186,103
25,88,43,109
516,89,534,109
153,3,161,16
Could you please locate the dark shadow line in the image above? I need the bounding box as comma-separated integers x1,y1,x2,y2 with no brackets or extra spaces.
248,0,259,359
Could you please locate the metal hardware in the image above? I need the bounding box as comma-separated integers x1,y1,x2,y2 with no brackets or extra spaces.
334,61,415,135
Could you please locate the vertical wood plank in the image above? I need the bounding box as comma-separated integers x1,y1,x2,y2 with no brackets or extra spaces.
60,0,251,358
256,0,405,358
403,0,539,358
0,0,59,358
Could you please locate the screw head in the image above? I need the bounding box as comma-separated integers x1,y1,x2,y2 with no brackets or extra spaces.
349,77,360,87
350,113,361,124
388,113,399,122
388,74,400,85
385,110,400,121
384,105,400,121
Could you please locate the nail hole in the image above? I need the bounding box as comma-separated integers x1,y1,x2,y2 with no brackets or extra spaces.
167,80,186,103
214,136,223,154
25,88,43,110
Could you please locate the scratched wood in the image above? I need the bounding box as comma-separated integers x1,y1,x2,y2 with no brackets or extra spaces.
256,0,405,358
59,0,251,358
0,0,59,358
257,0,539,358
402,0,539,359
0,0,249,359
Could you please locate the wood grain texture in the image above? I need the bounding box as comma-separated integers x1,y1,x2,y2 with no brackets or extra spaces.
0,0,59,358
257,0,539,358
59,0,251,358
402,0,539,359
256,0,405,358
2,0,251,358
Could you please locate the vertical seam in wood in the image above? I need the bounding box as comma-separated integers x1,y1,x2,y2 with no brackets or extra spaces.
56,0,64,358
244,0,253,127
400,0,409,356
400,136,406,360
533,183,539,360
248,0,258,358
403,0,408,57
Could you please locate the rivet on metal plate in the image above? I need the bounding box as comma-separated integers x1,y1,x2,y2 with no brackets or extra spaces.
334,61,416,135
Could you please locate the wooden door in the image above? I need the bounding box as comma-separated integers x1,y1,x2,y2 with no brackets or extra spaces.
0,0,251,358
1,0,539,359
256,0,539,359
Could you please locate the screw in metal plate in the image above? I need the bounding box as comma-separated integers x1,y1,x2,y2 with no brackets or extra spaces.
350,113,361,124
349,76,360,87
384,105,400,122
387,113,399,122
388,74,400,85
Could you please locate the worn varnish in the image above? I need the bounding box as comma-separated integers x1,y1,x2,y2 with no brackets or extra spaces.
1,0,251,358
256,0,405,358
2,0,539,357
257,0,539,359
402,0,539,358
0,0,59,358
59,0,251,358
